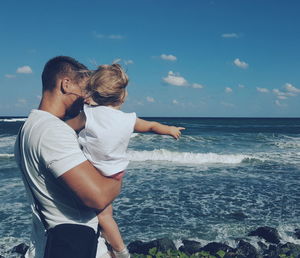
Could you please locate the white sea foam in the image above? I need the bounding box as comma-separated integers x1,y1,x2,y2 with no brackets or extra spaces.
0,136,16,148
0,118,26,122
278,224,300,245
130,133,210,143
0,136,16,157
274,136,300,149
127,149,254,164
0,237,29,258
0,153,14,158
183,135,210,142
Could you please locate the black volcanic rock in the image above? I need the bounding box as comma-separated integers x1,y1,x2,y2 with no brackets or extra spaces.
295,228,300,239
266,244,280,257
179,239,202,254
201,242,235,255
235,240,258,258
248,226,281,244
153,238,176,252
11,243,29,255
128,240,149,255
277,242,300,257
257,241,268,253
128,238,176,254
258,242,300,257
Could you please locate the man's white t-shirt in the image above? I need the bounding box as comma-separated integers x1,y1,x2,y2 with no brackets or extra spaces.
78,105,136,176
14,110,109,258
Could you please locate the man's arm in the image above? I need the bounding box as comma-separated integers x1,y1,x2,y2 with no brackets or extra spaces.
59,160,122,213
134,118,185,139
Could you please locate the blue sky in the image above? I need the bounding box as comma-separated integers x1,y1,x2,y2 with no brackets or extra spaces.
1,0,300,117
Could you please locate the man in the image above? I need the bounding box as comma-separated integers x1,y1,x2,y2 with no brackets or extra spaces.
14,56,122,258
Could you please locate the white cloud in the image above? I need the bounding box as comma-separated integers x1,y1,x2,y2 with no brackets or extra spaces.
221,101,235,108
272,89,281,95
162,71,204,90
160,54,177,61
275,100,287,107
192,83,204,89
285,83,300,94
94,32,124,39
238,84,245,88
172,99,179,105
88,58,98,66
222,33,239,38
16,66,33,74
272,89,290,98
286,92,296,97
15,98,27,107
146,96,155,103
5,74,16,78
277,95,287,100
233,58,249,69
225,87,233,93
163,71,188,86
257,87,269,93
18,98,27,104
112,58,122,64
108,34,124,39
124,60,134,65
272,87,296,99
111,58,134,65
272,83,300,108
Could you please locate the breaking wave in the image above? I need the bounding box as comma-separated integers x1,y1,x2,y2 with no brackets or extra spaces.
0,154,14,158
0,118,26,122
127,149,256,164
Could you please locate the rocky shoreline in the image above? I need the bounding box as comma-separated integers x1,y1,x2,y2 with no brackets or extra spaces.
127,226,300,257
3,226,300,257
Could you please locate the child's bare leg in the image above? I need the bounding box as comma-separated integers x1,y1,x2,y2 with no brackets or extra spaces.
98,204,125,252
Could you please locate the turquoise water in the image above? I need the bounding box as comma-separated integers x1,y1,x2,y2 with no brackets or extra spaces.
1,117,300,255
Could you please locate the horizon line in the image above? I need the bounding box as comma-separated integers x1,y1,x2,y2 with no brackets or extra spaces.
1,115,300,119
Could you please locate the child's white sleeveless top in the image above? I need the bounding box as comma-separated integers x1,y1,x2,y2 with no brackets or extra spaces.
78,105,136,176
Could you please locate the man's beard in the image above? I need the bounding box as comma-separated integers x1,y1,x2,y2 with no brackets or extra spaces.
64,97,84,120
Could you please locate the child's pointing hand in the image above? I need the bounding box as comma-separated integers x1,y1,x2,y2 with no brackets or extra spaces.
170,126,185,140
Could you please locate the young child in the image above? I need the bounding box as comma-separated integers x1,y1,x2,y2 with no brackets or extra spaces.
68,64,185,258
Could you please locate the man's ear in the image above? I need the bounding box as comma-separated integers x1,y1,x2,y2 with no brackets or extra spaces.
61,77,71,94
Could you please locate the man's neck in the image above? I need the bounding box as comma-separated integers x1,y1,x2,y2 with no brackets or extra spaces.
38,92,66,119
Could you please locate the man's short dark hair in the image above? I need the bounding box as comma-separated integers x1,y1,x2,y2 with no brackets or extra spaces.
42,56,89,91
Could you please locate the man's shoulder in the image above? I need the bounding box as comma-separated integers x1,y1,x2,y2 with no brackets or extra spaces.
27,110,71,130
24,110,86,177
25,110,76,143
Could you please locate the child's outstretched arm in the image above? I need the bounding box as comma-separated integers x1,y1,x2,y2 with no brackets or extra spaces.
134,118,185,139
66,111,86,132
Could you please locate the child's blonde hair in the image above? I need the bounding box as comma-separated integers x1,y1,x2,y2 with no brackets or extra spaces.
86,64,129,106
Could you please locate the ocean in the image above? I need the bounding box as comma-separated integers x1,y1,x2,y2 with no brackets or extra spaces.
1,116,300,256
